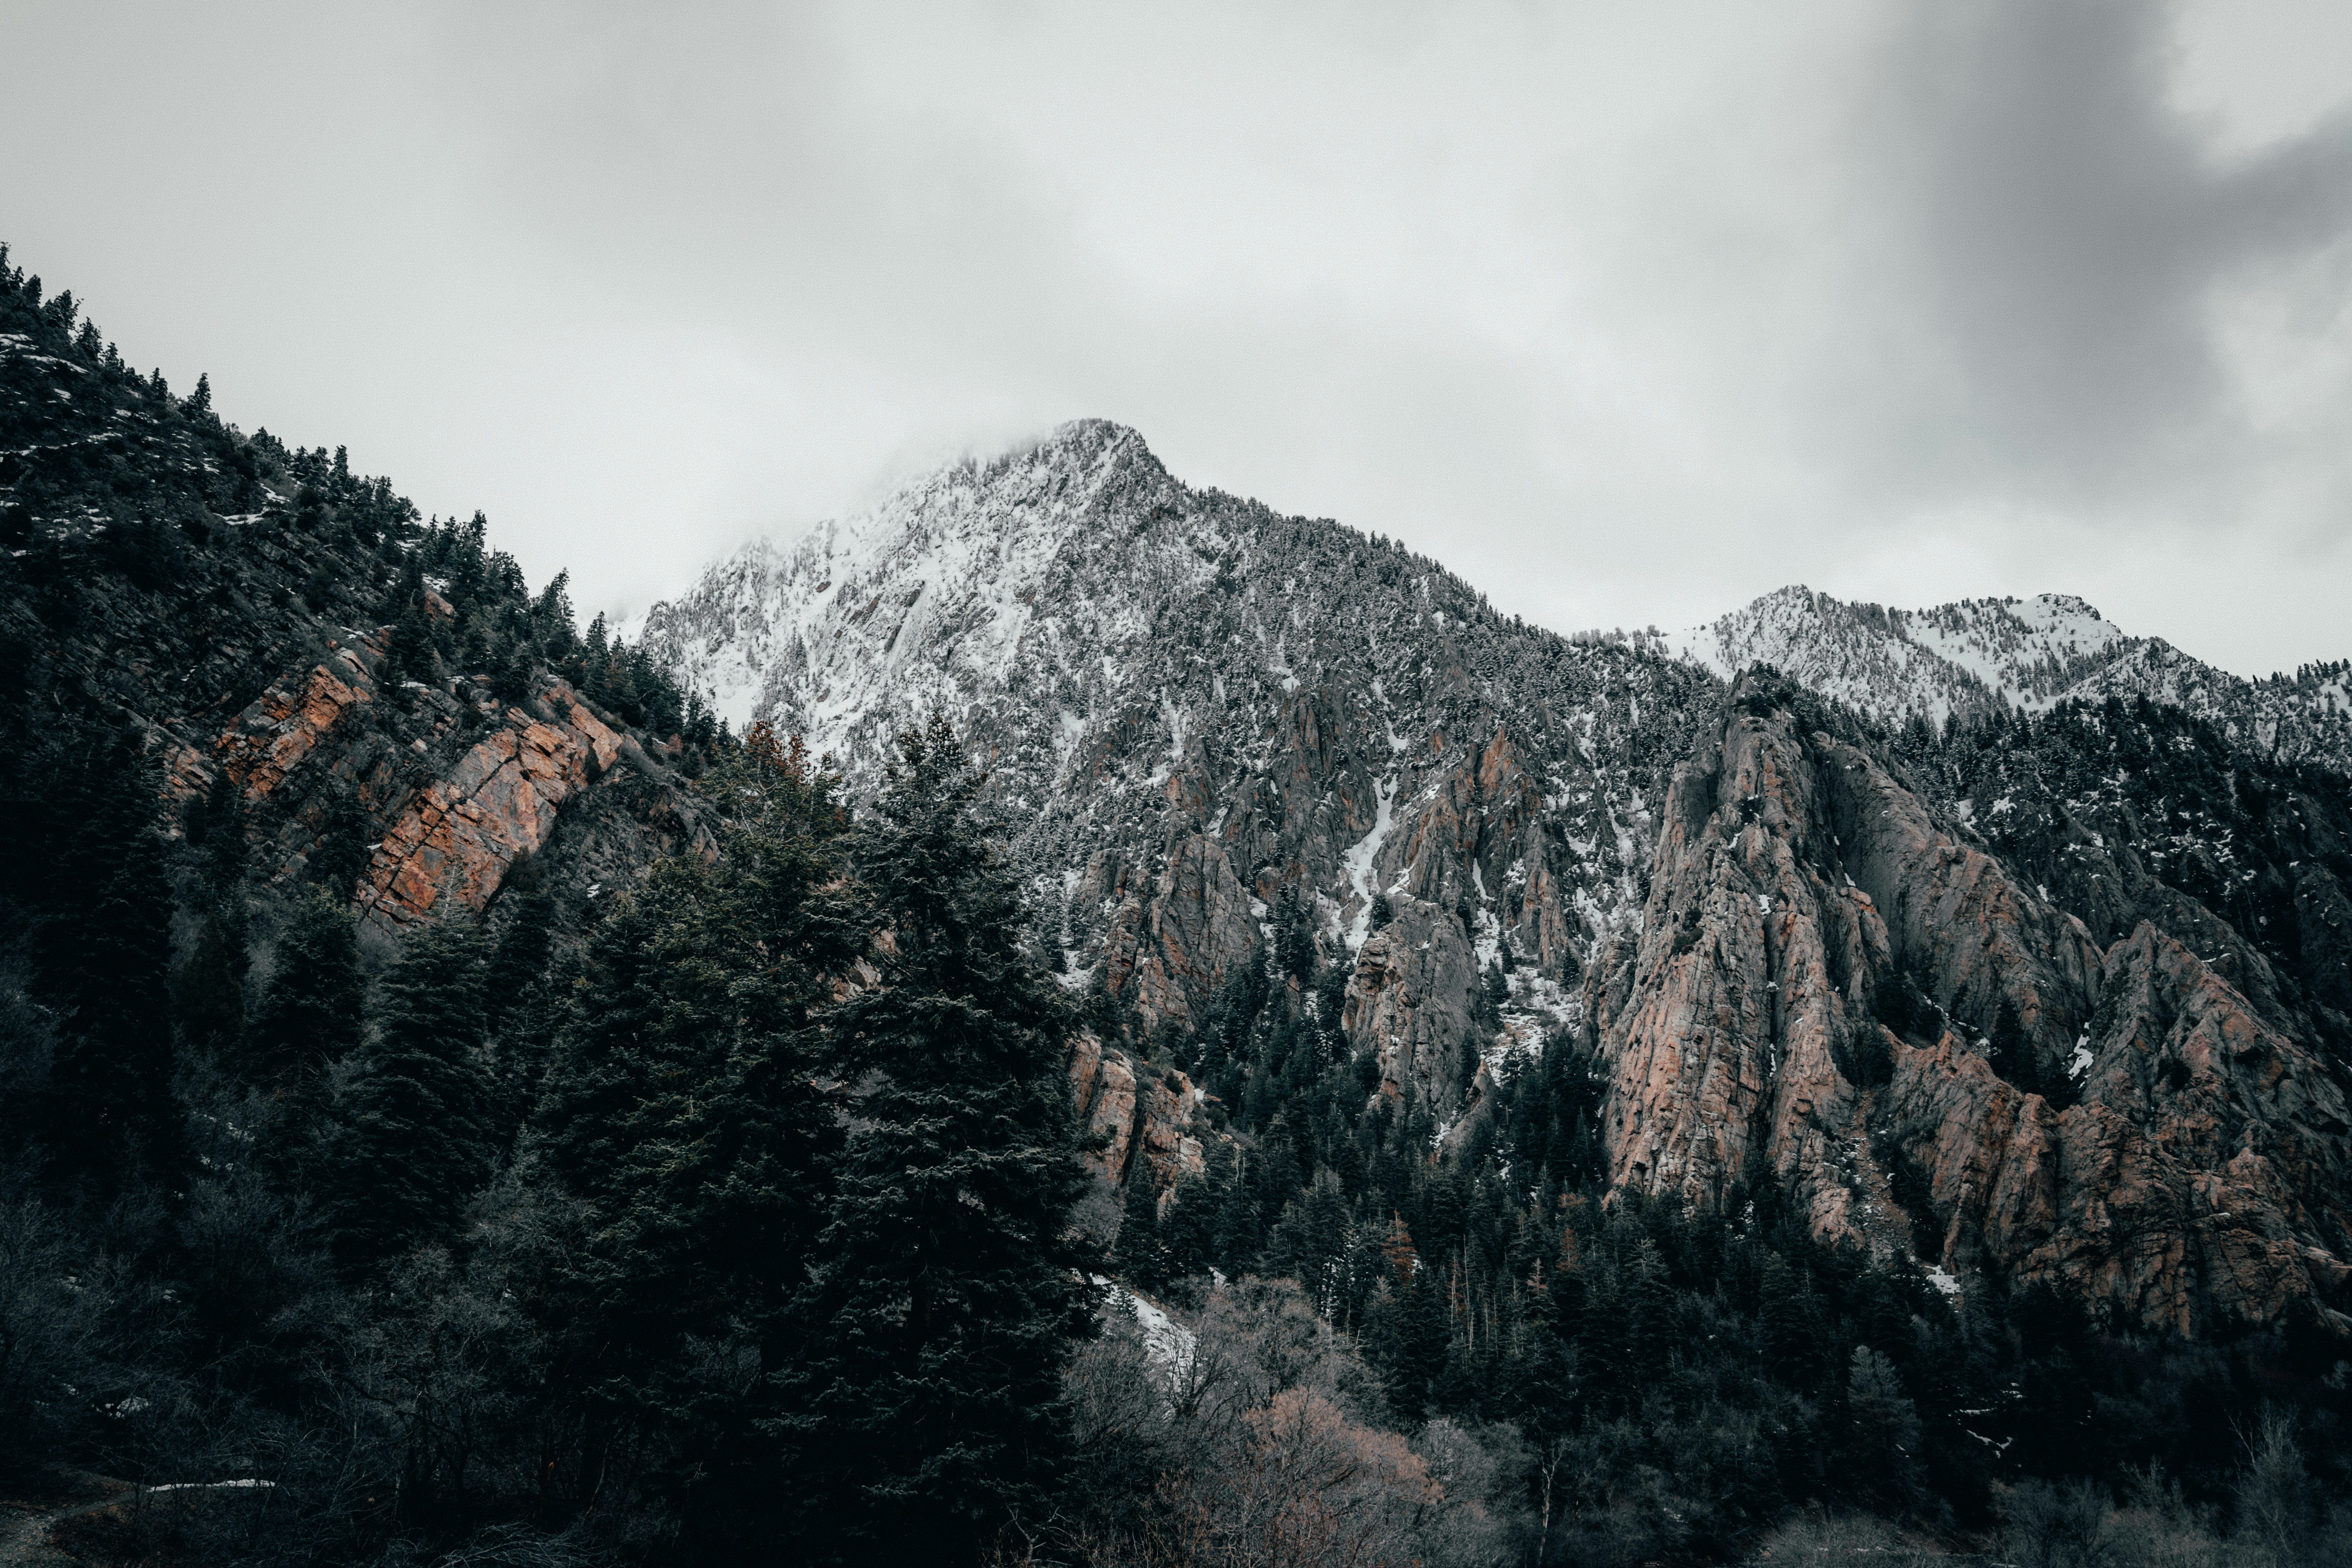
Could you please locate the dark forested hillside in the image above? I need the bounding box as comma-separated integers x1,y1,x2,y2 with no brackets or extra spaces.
2,243,2348,1567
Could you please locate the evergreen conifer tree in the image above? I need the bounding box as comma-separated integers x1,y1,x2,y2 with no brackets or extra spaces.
1366,1214,1448,1418
322,920,495,1271
172,909,247,1062
1576,1265,1627,1413
1549,1224,1588,1345
38,731,183,1194
1624,1233,1676,1354
1157,1166,1219,1280
187,771,247,893
1385,1268,1452,1420
392,602,435,681
1114,1166,1165,1290
1760,1254,1823,1389
771,716,1094,1563
306,787,373,896
534,730,861,1558
241,891,364,1087
481,887,556,1036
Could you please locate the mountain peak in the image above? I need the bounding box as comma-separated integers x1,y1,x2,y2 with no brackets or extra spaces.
1661,584,2348,771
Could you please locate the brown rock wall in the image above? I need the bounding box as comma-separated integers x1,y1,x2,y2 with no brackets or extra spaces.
1344,895,1479,1108
355,688,624,930
216,662,373,800
1068,1030,1218,1196
1122,832,1259,1034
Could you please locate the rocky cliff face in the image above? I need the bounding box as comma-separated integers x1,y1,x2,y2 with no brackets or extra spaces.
639,421,1725,1182
1068,1029,1220,1193
1586,672,2352,1333
203,631,706,936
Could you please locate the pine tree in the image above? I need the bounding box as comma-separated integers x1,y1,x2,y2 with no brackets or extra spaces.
491,642,537,706
172,909,247,1062
1157,1166,1219,1280
480,884,562,1142
481,887,555,1037
240,891,364,1086
384,590,436,691
1548,1224,1588,1346
1577,1264,1627,1414
322,920,496,1271
1114,1166,1164,1290
771,715,1094,1563
1760,1254,1823,1390
1627,1236,1676,1371
37,728,184,1194
306,785,374,896
1365,1214,1447,1419
534,732,861,1557
1386,1266,1452,1420
1843,1345,1922,1501
1266,1167,1353,1319
186,771,247,893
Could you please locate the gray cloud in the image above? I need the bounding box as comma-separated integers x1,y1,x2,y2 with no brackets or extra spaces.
2,0,2345,675
1816,0,2352,512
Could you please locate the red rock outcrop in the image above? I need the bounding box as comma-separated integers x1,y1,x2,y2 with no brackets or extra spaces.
202,631,698,935
355,692,624,931
215,659,375,800
1070,1029,1221,1197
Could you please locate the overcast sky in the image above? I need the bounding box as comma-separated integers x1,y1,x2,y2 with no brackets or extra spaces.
5,1,2349,675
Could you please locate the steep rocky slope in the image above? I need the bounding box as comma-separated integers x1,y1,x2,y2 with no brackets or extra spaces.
642,425,2352,1286
639,420,1724,1168
1583,671,2352,1334
0,250,713,955
1654,585,2352,773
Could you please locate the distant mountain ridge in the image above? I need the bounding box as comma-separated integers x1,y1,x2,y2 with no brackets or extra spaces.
1647,584,2352,773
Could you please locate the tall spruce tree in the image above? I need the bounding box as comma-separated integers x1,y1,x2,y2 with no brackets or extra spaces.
772,715,1095,1563
1759,1254,1824,1390
38,728,183,1194
481,886,560,1140
1114,1165,1165,1290
172,909,247,1062
533,729,860,1557
481,886,556,1036
241,890,364,1086
322,920,495,1271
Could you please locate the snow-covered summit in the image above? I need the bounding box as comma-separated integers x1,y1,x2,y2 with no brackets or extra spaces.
1658,586,2349,772
639,419,1168,737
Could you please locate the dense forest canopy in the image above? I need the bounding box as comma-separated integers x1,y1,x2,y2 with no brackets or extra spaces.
3,245,2349,1566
